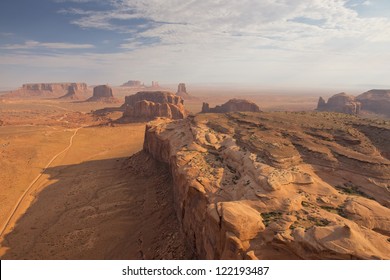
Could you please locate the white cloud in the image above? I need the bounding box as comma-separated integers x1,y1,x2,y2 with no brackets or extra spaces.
2,0,390,88
0,40,95,49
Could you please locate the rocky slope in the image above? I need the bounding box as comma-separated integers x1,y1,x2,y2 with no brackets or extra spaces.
356,90,390,117
317,93,361,115
121,91,187,121
202,99,260,113
143,112,390,260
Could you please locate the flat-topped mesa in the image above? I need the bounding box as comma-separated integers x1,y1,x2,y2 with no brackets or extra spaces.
201,98,261,113
356,89,390,117
121,91,187,121
317,92,361,115
121,80,144,87
22,82,87,92
86,85,118,103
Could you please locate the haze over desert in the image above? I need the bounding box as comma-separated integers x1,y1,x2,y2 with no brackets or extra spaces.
0,0,390,263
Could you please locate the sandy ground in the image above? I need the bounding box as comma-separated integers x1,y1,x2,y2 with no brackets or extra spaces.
0,99,192,259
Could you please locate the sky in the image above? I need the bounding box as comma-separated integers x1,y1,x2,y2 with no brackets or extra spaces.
0,0,389,91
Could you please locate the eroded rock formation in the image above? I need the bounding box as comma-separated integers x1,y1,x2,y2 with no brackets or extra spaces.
317,93,361,115
121,91,187,121
356,89,390,117
202,99,260,113
87,85,118,103
143,112,390,260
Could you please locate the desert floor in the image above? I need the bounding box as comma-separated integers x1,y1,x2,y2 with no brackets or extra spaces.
0,98,193,259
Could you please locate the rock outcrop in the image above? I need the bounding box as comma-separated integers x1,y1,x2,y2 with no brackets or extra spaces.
87,85,118,103
121,80,144,87
317,93,361,115
121,91,187,121
356,90,390,117
143,112,390,260
202,99,260,113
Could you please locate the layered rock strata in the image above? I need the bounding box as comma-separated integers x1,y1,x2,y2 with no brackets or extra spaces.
143,112,390,260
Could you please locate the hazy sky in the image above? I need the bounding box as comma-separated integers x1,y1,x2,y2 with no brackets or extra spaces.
0,0,389,90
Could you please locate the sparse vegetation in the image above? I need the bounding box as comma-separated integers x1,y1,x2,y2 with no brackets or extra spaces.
335,183,373,200
261,211,283,227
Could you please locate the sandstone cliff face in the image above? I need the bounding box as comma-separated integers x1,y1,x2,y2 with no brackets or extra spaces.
87,85,118,103
356,90,390,117
202,99,260,113
121,91,187,121
143,112,390,260
317,93,361,115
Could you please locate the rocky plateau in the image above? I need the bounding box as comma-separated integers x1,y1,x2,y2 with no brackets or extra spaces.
143,112,390,260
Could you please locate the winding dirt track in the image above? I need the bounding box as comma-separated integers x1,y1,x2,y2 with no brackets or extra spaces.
0,127,82,238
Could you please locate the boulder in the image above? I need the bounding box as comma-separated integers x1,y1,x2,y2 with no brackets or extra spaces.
201,98,260,113
316,93,361,115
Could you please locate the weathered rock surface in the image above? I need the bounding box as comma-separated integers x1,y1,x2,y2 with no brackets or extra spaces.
121,91,187,121
143,112,390,260
87,85,118,103
317,93,361,115
356,89,390,117
2,83,88,98
202,99,260,113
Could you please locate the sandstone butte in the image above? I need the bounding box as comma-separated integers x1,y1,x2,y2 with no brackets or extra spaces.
86,85,118,103
316,92,361,115
176,83,193,100
121,91,187,121
143,111,390,260
202,98,261,113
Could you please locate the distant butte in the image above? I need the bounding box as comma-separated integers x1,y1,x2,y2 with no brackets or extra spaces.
356,89,390,117
86,85,119,103
120,91,187,121
202,98,260,113
176,83,194,100
316,92,361,115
